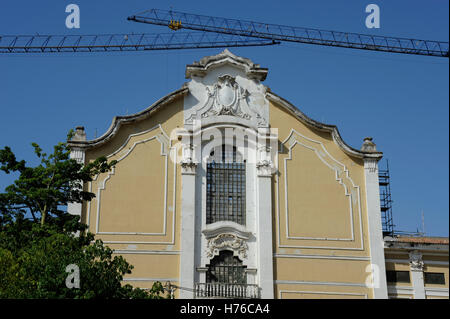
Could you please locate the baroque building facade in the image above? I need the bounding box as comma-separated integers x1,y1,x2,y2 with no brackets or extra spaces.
68,50,448,299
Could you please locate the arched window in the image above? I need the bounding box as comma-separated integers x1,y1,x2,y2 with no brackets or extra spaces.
206,145,246,225
206,250,247,284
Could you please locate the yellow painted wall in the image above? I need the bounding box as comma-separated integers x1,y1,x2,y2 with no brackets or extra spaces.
426,296,449,299
269,99,373,299
276,283,368,299
82,95,184,288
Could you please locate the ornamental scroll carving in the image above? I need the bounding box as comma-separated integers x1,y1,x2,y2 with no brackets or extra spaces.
206,233,248,260
186,74,267,126
409,250,424,272
180,143,197,174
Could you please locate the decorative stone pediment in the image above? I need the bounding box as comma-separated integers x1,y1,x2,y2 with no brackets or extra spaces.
206,233,248,260
202,221,251,260
185,49,268,81
204,75,249,118
186,74,266,125
202,221,251,238
184,50,269,129
185,74,268,127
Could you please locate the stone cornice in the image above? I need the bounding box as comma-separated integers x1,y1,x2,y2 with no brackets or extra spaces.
185,49,268,81
266,91,383,160
202,221,252,240
67,87,189,150
384,238,449,252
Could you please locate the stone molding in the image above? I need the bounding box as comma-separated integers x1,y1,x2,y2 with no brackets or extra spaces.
206,233,249,260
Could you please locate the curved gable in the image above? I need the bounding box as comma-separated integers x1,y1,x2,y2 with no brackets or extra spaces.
68,87,187,151
267,91,382,160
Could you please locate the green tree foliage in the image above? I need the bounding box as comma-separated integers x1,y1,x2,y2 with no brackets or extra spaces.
0,132,166,299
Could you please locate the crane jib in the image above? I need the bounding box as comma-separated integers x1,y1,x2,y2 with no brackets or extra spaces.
127,9,449,58
0,33,279,54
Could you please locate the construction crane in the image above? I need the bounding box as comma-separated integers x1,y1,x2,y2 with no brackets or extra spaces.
1,8,447,57
128,9,449,58
0,32,278,53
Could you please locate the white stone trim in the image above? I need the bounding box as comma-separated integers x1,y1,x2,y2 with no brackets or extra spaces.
256,168,274,298
68,87,188,150
384,241,449,252
385,251,449,256
102,240,176,244
67,147,85,218
182,64,273,298
123,277,178,282
283,131,356,241
274,254,371,261
86,125,177,245
409,250,426,299
193,126,261,297
185,74,267,128
179,151,197,298
113,250,181,255
95,135,167,235
275,280,368,287
278,290,368,299
185,49,268,81
425,287,449,297
385,258,449,266
85,181,92,228
275,129,365,250
205,233,249,260
202,221,252,240
266,92,382,160
387,285,414,296
69,148,85,164
409,250,425,271
184,63,269,131
363,158,388,299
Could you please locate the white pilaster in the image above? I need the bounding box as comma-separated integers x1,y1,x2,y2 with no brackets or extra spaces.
363,157,388,299
68,127,87,237
179,142,197,298
256,143,274,299
409,250,426,299
197,267,208,284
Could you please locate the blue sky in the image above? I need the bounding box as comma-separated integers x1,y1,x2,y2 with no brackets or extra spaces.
0,1,448,236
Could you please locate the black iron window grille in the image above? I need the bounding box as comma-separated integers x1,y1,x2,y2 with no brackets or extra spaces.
206,250,247,284
206,145,246,225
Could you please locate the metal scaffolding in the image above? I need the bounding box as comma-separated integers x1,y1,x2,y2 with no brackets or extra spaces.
379,160,395,237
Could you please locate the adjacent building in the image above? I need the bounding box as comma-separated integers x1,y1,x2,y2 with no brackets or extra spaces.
385,236,448,299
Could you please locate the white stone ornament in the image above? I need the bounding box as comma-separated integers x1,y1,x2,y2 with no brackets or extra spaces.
203,75,249,119
184,50,270,129
409,250,424,271
256,144,274,176
186,74,267,126
217,75,237,108
180,143,197,174
206,233,248,260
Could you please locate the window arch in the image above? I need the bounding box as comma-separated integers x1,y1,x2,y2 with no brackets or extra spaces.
206,145,246,225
